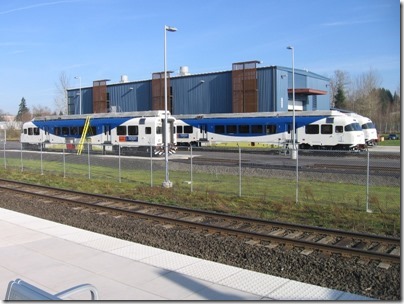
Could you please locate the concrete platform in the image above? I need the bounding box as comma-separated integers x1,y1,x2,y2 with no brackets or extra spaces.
0,208,374,301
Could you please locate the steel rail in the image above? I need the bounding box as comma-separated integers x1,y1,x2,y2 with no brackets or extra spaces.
0,179,400,264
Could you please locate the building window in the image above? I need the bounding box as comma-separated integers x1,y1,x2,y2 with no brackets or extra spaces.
313,96,317,110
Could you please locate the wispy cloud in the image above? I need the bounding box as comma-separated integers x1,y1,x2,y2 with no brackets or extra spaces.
0,0,80,15
322,18,377,27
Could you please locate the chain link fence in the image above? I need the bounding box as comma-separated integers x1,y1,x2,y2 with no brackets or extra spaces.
1,142,400,215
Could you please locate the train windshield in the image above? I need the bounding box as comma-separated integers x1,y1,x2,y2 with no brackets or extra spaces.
361,122,375,129
345,123,362,132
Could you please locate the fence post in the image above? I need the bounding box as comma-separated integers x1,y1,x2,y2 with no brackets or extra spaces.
20,142,23,172
40,144,43,175
118,145,122,183
239,145,241,197
295,146,299,204
3,139,6,169
63,148,66,178
190,145,193,193
366,150,372,213
87,142,91,179
150,142,153,187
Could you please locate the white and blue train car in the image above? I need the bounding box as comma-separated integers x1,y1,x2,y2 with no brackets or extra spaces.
175,110,366,151
345,113,378,146
21,111,177,155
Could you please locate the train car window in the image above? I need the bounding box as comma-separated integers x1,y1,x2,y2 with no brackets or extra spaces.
239,125,249,133
251,125,263,134
23,129,27,135
226,125,237,134
362,123,374,129
266,125,277,134
215,125,225,134
55,127,61,136
117,126,127,135
326,118,334,124
156,126,162,134
89,127,96,135
128,126,138,135
335,126,343,133
177,126,183,133
62,127,69,136
184,126,193,134
305,125,319,134
33,128,40,136
28,128,33,135
321,125,333,134
345,123,361,132
139,118,146,125
70,127,79,135
145,127,152,134
239,125,250,134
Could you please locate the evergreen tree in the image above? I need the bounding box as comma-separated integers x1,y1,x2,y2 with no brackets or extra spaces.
15,97,30,122
334,85,346,109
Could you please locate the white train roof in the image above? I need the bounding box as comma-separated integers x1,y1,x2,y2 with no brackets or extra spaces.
32,110,171,122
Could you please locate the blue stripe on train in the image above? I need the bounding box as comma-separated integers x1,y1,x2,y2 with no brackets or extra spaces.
32,117,132,138
181,115,325,137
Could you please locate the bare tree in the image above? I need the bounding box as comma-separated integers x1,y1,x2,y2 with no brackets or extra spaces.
32,105,53,118
54,71,70,114
349,69,381,118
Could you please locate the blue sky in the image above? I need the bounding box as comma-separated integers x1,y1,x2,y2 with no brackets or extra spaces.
0,0,400,115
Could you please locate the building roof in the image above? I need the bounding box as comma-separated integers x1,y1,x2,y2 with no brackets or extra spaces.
287,88,328,95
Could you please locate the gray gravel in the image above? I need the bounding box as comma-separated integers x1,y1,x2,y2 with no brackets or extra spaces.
0,190,399,301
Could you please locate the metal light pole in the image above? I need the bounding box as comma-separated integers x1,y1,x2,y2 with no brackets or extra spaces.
163,25,177,188
287,45,299,204
286,46,296,160
74,76,82,115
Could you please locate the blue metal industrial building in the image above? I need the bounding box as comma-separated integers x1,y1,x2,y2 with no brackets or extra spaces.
67,62,330,116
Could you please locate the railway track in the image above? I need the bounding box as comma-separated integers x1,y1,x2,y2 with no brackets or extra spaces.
174,156,400,175
0,179,399,267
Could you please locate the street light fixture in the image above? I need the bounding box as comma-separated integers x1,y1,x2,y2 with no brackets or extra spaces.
286,46,296,160
163,25,177,188
74,76,82,115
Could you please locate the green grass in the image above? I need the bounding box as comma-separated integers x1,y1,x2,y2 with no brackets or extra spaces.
0,156,400,237
378,134,400,146
378,139,400,146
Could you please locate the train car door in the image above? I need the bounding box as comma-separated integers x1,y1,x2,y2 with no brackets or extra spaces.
283,123,292,143
103,125,112,143
44,126,50,142
199,124,208,142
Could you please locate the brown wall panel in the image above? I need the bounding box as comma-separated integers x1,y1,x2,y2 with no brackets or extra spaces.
93,80,108,113
152,72,171,111
232,61,258,113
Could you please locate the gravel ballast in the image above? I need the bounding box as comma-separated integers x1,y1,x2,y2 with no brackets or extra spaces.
0,191,399,301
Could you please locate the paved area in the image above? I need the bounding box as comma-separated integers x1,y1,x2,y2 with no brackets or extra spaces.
0,208,374,301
